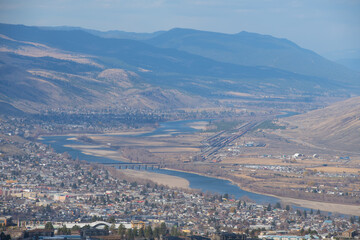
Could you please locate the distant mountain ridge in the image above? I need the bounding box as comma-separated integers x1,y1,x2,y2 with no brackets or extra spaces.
145,28,360,84
39,25,165,40
0,23,359,113
38,25,360,84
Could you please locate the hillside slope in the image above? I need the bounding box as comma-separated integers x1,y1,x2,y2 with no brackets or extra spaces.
0,34,207,113
279,96,360,153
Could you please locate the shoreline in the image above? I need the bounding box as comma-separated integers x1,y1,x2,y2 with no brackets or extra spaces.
162,168,360,216
39,132,360,216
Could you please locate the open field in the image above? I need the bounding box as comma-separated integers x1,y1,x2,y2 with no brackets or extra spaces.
306,166,360,173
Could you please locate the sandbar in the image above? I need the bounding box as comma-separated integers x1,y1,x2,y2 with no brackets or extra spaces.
188,121,208,130
120,169,190,189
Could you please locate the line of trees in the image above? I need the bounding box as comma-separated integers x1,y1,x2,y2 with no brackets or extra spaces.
116,222,182,240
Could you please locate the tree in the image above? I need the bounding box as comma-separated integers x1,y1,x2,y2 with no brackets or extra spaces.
125,229,134,240
45,205,52,213
133,227,138,237
104,225,109,231
0,232,11,240
153,227,160,239
110,224,116,233
267,204,272,211
118,224,126,237
170,226,179,236
285,205,290,211
145,225,153,239
107,216,116,223
58,225,71,235
138,227,145,238
160,222,167,236
82,225,91,230
275,202,281,209
72,225,81,231
45,222,54,230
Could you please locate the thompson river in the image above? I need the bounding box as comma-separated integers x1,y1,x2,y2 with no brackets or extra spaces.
39,119,279,204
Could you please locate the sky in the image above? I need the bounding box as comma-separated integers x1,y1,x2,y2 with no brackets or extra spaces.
0,0,359,57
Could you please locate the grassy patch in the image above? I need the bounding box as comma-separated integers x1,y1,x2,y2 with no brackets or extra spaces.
252,120,285,131
205,120,243,132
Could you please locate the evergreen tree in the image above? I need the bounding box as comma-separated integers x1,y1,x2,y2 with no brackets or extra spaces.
107,216,116,223
145,225,153,239
138,227,145,238
267,204,272,211
82,225,91,230
58,226,71,235
118,224,126,237
104,225,109,231
110,224,116,233
133,227,138,237
0,232,11,240
72,225,81,231
153,227,160,239
126,229,134,240
160,222,167,235
45,222,54,230
170,226,179,236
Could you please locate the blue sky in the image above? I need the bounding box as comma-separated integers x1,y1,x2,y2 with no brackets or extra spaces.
0,0,359,57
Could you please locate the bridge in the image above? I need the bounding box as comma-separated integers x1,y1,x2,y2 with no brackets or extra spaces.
102,162,163,170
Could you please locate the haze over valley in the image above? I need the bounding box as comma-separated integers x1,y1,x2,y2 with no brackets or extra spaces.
1,1,360,238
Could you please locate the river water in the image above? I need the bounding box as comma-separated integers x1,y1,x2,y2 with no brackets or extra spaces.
40,119,279,204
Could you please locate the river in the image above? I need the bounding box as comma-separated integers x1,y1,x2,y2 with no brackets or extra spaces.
40,119,279,204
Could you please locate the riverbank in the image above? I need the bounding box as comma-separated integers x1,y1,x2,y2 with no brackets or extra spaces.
119,169,190,189
38,132,360,215
162,168,360,216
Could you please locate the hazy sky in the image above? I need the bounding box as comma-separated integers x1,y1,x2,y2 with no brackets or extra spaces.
0,0,359,56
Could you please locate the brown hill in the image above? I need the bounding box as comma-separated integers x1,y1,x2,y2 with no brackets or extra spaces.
279,97,360,154
0,34,209,113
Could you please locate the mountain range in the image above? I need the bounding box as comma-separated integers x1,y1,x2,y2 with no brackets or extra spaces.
0,23,359,113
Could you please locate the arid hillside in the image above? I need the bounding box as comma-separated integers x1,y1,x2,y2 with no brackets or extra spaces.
0,34,208,113
279,96,360,154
